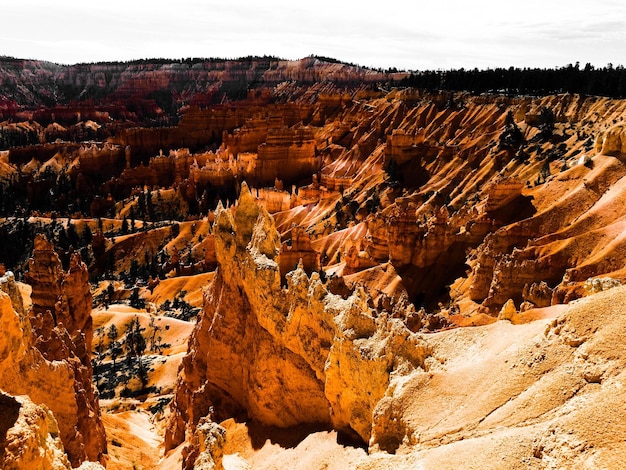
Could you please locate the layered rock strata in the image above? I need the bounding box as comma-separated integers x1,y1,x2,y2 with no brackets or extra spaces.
0,275,105,468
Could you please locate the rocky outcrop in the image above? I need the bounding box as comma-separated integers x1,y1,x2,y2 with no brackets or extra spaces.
384,129,425,165
75,143,125,178
183,419,226,470
595,124,626,158
483,177,524,213
360,199,494,308
583,276,621,295
0,396,105,470
253,126,320,185
0,266,25,315
468,206,549,303
0,393,73,470
521,281,553,310
368,201,484,269
0,271,105,467
279,225,320,278
342,238,378,275
223,118,271,156
15,236,107,466
166,183,431,452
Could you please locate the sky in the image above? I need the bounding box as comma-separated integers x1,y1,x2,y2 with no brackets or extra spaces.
3,0,626,70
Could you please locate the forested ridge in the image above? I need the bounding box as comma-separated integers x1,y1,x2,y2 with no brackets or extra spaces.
400,62,626,97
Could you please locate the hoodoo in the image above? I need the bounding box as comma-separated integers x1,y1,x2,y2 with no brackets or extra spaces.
0,241,106,468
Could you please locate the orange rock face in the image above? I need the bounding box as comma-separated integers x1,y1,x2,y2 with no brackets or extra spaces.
14,235,107,466
166,185,431,462
279,225,320,279
0,393,75,470
253,126,319,185
11,58,626,468
0,285,103,468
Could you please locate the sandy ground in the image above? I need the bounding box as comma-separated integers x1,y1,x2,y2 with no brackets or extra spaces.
220,419,369,470
92,303,195,357
93,303,195,469
147,272,214,308
103,410,161,470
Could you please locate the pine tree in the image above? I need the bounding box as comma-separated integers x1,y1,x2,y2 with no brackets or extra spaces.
538,108,555,140
105,283,115,309
148,316,163,352
82,225,93,244
67,222,80,248
107,324,120,370
499,111,523,150
124,316,148,388
130,206,136,231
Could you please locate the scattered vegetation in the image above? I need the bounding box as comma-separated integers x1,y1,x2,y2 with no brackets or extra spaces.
148,396,172,415
159,291,200,321
538,107,556,141
93,314,170,400
499,111,524,151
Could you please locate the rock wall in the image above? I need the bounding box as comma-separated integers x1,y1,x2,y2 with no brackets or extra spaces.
483,177,524,212
384,129,425,165
279,226,320,279
223,118,270,156
595,124,626,158
166,184,431,456
0,280,105,468
253,126,319,185
252,186,292,213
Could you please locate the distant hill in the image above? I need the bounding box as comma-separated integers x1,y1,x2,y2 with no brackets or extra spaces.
0,56,406,114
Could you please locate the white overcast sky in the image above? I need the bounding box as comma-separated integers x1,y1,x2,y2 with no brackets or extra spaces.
3,0,626,70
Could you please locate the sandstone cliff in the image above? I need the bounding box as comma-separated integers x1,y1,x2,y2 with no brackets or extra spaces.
217,285,626,469
0,392,104,470
0,237,106,467
165,184,431,467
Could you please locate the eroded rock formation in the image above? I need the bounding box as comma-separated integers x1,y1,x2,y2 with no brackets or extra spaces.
10,59,626,467
279,225,320,278
166,184,431,462
0,393,72,470
0,235,108,467
0,279,105,468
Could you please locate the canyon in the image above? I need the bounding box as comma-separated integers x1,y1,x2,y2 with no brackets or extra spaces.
2,56,626,468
